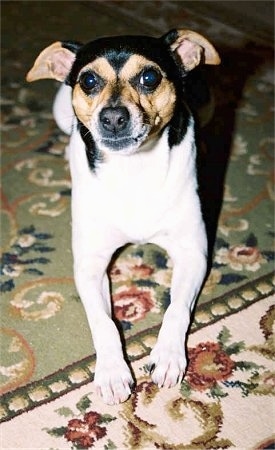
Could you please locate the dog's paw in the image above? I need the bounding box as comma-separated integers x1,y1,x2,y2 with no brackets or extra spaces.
94,359,134,405
148,345,187,388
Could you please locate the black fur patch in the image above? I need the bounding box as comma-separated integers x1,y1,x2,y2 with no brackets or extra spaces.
62,40,82,54
168,99,190,148
78,121,103,171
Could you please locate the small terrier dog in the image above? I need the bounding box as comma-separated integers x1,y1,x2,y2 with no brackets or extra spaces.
27,29,220,405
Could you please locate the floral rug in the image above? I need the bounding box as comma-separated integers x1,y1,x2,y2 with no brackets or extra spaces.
2,295,274,449
1,1,274,448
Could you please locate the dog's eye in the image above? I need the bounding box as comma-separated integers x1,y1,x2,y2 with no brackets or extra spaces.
139,68,162,90
79,72,98,92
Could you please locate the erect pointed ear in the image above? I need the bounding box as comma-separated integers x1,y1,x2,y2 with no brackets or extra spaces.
164,29,221,71
26,41,80,82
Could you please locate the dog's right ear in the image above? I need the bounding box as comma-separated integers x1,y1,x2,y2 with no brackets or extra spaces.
26,41,81,82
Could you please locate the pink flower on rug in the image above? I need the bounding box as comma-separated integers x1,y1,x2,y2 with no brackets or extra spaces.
186,342,235,391
113,286,157,323
110,255,154,283
64,411,106,448
215,244,267,271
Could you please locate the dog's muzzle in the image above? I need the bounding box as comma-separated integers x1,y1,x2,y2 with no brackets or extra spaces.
97,106,149,153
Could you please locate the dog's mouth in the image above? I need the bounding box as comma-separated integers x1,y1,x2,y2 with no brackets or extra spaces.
98,128,150,154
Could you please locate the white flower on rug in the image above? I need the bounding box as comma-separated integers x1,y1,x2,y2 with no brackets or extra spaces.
230,134,248,161
2,264,24,278
16,234,36,248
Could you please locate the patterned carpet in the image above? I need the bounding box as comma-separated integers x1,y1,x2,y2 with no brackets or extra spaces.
1,1,274,448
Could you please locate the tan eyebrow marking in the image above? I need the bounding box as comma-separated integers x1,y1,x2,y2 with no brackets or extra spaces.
79,57,116,82
119,54,163,81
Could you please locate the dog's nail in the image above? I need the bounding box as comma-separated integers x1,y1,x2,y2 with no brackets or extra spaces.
147,363,155,374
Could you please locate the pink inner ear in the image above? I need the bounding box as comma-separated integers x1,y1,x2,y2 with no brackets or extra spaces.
176,39,199,67
51,50,75,79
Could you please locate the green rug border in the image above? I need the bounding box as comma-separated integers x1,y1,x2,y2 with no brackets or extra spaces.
1,271,274,423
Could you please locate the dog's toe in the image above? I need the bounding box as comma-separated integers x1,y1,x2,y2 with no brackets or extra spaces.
148,346,186,388
98,382,131,405
94,359,134,405
151,362,184,388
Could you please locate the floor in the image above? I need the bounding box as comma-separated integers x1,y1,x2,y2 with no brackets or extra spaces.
184,1,274,45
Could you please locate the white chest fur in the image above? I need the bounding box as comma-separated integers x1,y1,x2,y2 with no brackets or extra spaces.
69,121,200,243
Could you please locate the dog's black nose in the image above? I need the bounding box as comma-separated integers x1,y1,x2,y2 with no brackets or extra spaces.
99,107,130,133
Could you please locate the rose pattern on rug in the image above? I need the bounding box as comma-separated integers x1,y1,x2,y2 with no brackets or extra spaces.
185,341,236,392
45,382,233,449
44,394,116,449
64,411,109,449
41,297,274,449
113,285,159,330
183,326,266,398
202,233,274,295
214,233,273,273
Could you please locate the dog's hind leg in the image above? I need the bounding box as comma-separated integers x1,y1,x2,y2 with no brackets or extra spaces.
53,83,75,136
53,83,76,160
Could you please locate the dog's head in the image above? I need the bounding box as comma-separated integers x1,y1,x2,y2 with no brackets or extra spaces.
27,30,220,159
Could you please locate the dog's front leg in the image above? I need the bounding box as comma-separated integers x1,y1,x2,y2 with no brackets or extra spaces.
74,246,134,405
148,235,207,388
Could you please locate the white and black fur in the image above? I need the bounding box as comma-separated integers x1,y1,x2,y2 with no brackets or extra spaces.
26,29,220,405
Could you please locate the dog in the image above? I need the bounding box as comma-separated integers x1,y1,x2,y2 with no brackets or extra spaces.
26,29,220,405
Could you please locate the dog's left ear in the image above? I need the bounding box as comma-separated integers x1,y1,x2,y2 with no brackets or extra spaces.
26,41,81,82
163,29,221,71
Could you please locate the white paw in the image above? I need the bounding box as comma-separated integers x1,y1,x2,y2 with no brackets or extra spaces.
94,358,134,405
148,345,187,388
